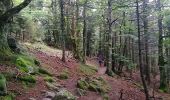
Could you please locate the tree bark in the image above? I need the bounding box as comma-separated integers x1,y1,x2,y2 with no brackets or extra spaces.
59,0,66,62
143,0,150,84
106,0,114,76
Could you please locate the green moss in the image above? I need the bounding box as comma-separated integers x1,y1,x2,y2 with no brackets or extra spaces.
79,64,97,76
38,68,52,76
44,76,54,83
18,75,36,83
0,74,7,96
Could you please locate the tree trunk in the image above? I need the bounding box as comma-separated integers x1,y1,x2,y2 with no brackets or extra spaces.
82,0,88,64
157,0,168,92
59,0,66,62
106,0,114,76
136,0,150,99
143,0,150,84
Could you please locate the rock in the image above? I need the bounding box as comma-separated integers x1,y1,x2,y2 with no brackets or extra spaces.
53,89,77,100
42,98,52,100
7,37,20,53
77,88,86,96
0,74,7,95
45,91,55,98
29,97,37,100
46,82,59,91
77,77,111,94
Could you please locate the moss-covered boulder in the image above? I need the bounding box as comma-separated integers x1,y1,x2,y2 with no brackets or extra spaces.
53,89,77,100
77,77,111,94
0,74,7,95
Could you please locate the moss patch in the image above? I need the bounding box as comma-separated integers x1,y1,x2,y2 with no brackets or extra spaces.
77,77,111,94
18,75,36,83
78,64,97,76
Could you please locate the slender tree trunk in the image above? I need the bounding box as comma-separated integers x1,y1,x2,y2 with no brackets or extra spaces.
59,0,66,62
82,0,88,64
136,0,150,99
143,0,150,84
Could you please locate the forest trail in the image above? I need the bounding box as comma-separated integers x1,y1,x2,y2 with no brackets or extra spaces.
25,43,170,100
1,43,169,100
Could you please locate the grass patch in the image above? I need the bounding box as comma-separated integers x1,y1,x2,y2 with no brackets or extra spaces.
78,64,97,76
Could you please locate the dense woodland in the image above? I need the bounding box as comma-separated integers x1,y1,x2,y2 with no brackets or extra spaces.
0,0,170,100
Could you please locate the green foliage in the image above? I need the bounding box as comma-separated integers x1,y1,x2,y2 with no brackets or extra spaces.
79,64,97,76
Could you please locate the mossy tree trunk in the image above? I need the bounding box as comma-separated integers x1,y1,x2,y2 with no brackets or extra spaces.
0,0,32,56
0,25,11,56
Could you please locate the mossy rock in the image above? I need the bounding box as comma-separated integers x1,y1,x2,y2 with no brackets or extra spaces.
77,77,111,94
53,89,77,100
0,74,7,96
44,76,54,83
38,68,52,76
18,75,36,83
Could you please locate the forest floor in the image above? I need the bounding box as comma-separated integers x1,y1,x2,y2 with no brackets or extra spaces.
1,42,170,100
